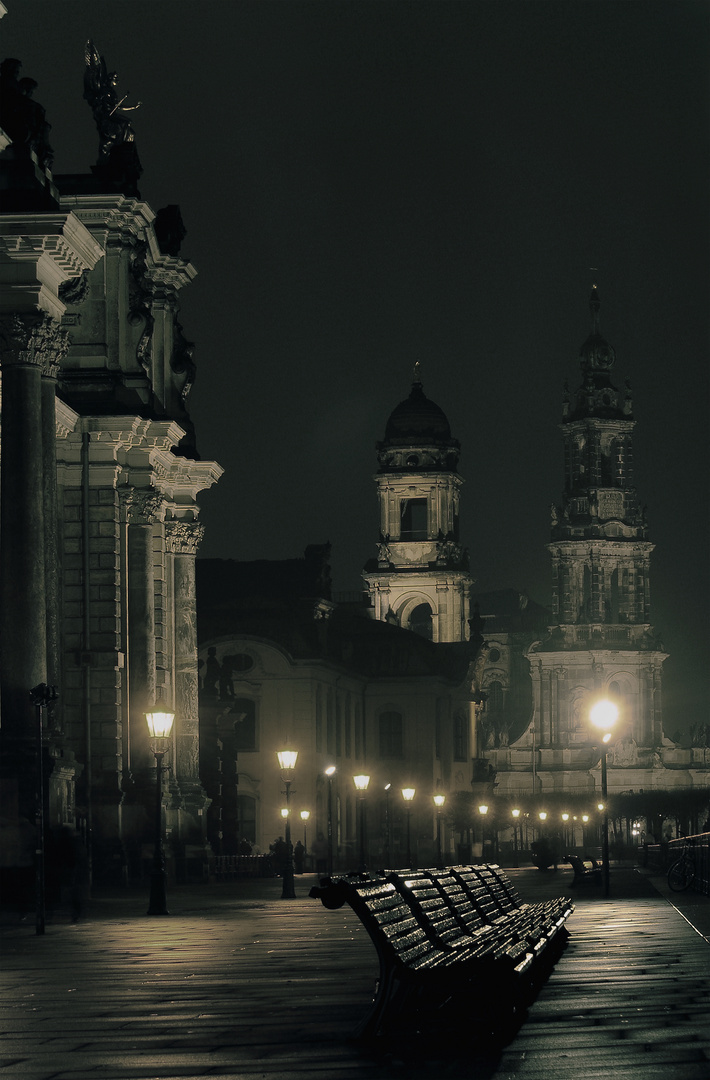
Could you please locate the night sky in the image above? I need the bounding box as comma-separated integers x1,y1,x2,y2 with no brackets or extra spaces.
3,1,708,735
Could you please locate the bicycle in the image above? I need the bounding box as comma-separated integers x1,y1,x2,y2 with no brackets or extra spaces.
667,840,696,892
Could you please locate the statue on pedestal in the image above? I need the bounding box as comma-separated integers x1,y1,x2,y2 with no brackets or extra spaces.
83,41,142,196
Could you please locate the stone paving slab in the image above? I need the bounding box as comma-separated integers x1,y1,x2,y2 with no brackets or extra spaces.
1,868,709,1079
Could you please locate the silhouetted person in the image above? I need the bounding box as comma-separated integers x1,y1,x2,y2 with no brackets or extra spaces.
294,840,305,874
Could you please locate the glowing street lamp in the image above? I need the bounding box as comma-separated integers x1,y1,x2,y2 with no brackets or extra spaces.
590,699,618,896
478,803,489,863
146,711,175,916
433,794,446,867
511,807,521,865
325,766,336,874
353,774,370,872
402,788,415,866
384,783,392,868
277,750,298,899
300,810,310,855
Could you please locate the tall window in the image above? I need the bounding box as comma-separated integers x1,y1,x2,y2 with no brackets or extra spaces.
315,685,323,752
400,498,428,540
326,688,334,755
453,710,468,761
379,710,404,758
487,681,504,715
345,695,352,758
237,795,256,843
232,698,257,751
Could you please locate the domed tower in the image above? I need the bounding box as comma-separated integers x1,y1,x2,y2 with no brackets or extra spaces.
363,364,472,642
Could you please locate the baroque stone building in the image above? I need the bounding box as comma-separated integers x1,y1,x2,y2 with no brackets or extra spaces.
485,289,710,826
363,364,472,643
196,549,480,867
0,52,221,882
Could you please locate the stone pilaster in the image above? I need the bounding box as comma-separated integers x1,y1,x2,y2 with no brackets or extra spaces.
165,519,209,839
121,488,165,775
0,314,68,809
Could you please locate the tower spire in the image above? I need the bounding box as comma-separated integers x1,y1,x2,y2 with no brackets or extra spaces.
589,282,601,334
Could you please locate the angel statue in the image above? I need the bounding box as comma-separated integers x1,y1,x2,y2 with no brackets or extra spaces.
83,41,142,195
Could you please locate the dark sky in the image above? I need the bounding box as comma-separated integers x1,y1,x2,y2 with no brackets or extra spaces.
4,1,708,735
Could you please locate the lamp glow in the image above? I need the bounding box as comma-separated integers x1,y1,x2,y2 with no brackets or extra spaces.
353,774,370,791
277,750,298,771
433,794,446,808
146,711,175,739
300,810,310,821
478,804,488,815
512,808,521,818
402,787,415,802
590,700,619,732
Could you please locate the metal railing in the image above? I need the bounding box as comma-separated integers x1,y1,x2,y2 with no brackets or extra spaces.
211,854,275,879
643,833,710,896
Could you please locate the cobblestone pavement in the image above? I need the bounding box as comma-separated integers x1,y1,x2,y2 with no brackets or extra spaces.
1,866,708,1079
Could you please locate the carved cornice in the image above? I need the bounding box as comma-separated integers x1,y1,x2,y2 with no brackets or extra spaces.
165,519,205,555
119,487,165,524
0,312,69,376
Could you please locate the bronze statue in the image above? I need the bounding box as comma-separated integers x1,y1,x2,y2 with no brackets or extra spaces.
83,41,142,195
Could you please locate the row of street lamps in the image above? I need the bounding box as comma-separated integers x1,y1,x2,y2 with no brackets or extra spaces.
145,697,620,912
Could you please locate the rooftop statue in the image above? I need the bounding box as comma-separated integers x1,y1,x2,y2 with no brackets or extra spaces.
0,57,54,169
83,40,142,196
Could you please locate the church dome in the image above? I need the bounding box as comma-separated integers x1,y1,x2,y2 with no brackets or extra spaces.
377,366,460,473
383,373,451,445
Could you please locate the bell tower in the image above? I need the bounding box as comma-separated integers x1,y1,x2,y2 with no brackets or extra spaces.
363,365,472,642
524,287,667,787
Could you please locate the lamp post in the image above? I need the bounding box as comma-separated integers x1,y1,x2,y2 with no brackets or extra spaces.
402,790,412,864
561,812,570,853
590,699,619,897
146,711,175,916
29,683,58,936
511,808,521,867
353,774,370,872
277,750,298,899
325,765,336,875
300,810,310,855
433,794,446,868
478,804,489,863
384,783,392,869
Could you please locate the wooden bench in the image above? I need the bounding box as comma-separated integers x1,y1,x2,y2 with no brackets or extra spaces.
310,864,573,1040
564,854,602,886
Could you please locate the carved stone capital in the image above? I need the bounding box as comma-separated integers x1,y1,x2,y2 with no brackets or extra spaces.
165,519,205,555
119,487,165,524
0,312,69,376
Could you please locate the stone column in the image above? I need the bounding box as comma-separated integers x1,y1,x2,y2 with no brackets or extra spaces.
42,354,61,724
165,519,209,840
122,490,165,775
0,313,68,813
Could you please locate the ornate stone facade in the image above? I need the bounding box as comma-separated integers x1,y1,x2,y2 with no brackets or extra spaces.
0,59,222,882
487,290,706,822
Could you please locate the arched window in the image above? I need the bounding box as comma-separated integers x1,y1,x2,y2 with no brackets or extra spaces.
409,602,433,640
379,711,403,758
232,698,257,751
